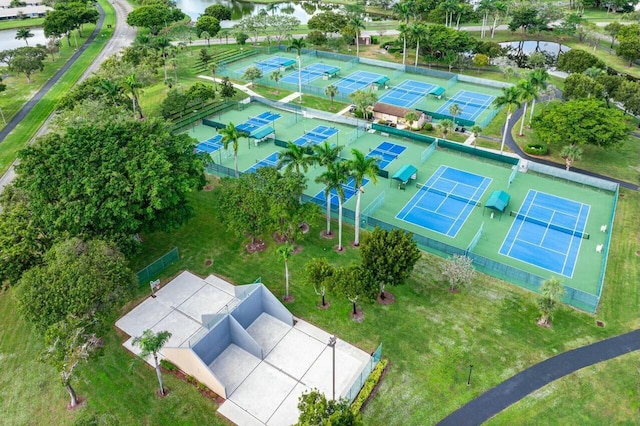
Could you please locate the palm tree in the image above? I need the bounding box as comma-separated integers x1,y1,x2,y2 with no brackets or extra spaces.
315,161,350,250
325,85,339,109
201,30,211,47
349,15,366,58
0,77,6,124
560,144,583,171
133,329,172,396
409,22,426,67
153,36,171,84
349,149,379,246
448,103,462,125
220,122,241,178
123,73,144,119
537,277,566,327
210,61,218,89
527,68,549,125
437,119,454,139
278,242,295,301
99,78,122,106
393,1,411,65
516,79,537,136
312,142,344,236
287,37,306,103
493,85,522,154
270,69,282,94
15,28,34,46
470,124,482,145
277,141,313,175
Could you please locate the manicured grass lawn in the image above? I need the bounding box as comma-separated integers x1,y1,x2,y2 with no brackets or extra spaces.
250,84,294,101
0,18,44,30
486,352,640,425
0,0,116,176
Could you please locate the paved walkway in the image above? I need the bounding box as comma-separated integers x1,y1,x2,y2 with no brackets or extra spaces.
438,329,640,425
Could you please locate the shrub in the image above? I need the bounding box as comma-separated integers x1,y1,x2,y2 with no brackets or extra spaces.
160,359,178,371
524,143,548,156
351,358,388,414
423,122,433,131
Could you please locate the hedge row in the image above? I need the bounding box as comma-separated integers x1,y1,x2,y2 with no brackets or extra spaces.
351,359,388,414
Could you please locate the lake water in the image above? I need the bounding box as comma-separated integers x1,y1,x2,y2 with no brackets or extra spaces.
500,41,571,56
0,28,47,51
174,0,341,27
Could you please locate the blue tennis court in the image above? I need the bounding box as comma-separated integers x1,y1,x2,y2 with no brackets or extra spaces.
366,141,406,169
315,177,370,206
396,166,492,237
378,80,435,108
334,71,387,95
195,135,223,154
281,63,340,85
499,190,590,277
236,56,296,75
293,125,339,147
436,90,496,121
236,111,281,134
245,152,281,173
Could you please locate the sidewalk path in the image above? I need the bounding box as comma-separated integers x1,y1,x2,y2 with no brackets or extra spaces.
438,329,640,426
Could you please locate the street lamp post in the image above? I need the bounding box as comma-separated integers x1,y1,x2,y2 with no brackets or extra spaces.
192,110,198,133
328,336,337,400
467,364,473,386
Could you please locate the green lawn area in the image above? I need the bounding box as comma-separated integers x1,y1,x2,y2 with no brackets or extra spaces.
0,18,44,30
486,352,640,425
0,0,116,176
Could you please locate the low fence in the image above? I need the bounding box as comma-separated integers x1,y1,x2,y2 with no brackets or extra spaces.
526,162,619,192
416,109,476,128
136,247,180,286
457,74,512,89
346,343,383,403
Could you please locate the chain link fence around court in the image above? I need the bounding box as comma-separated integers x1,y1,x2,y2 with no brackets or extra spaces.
136,247,180,286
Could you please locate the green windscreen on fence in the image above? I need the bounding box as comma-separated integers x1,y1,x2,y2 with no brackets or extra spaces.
137,247,180,285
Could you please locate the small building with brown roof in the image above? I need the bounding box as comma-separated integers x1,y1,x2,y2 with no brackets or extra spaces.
372,103,425,130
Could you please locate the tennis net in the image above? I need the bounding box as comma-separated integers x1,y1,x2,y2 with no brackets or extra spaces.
340,75,374,85
416,184,481,206
509,211,590,239
449,99,492,109
255,60,280,68
392,86,429,97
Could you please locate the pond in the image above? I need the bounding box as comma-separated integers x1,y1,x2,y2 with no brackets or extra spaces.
499,40,571,68
0,27,47,51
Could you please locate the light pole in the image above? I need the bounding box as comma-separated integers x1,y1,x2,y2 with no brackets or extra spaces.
467,364,473,386
328,335,337,400
192,110,198,133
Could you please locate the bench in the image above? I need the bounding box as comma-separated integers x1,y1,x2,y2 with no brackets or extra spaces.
596,244,603,253
600,224,607,232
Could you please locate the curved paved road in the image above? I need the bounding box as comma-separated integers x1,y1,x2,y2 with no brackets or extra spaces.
438,329,640,426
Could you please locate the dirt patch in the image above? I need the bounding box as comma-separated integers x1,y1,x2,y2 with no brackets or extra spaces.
299,222,310,234
448,287,460,294
273,232,288,243
334,245,346,253
636,250,640,257
282,294,295,303
350,307,364,322
320,230,335,239
156,388,171,398
203,185,214,191
245,240,266,253
317,301,331,310
67,397,87,410
163,366,224,404
350,241,360,249
596,320,606,327
204,259,213,266
291,245,303,255
536,318,552,328
377,291,396,305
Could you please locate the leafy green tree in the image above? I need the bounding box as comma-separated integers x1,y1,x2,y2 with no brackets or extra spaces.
126,5,173,35
436,118,454,139
440,254,475,292
532,99,628,148
219,76,236,100
312,142,343,236
508,5,541,34
329,265,375,315
199,47,212,69
15,238,135,331
448,103,462,125
278,141,313,175
526,51,547,70
296,388,363,425
242,66,263,88
604,21,622,48
305,258,333,307
15,28,34,46
122,73,145,119
404,111,419,129
348,89,378,120
493,85,522,154
473,53,490,73
307,11,347,36
597,73,623,107
220,122,242,177
267,15,301,45
0,76,5,124
360,227,420,299
306,30,327,47
614,79,640,116
270,69,282,93
186,81,216,107
204,4,231,21
315,161,350,250
560,144,583,171
14,119,204,251
196,15,220,40
43,9,75,46
537,277,566,327
288,37,306,102
557,49,605,74
160,87,190,119
12,48,45,82
348,149,379,246
563,73,605,100
39,315,103,408
133,329,172,396
616,24,640,66
235,32,249,46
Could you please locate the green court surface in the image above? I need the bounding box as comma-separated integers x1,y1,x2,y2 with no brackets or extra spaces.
190,102,615,311
220,51,504,128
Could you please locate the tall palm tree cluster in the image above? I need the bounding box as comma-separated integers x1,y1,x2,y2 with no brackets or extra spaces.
492,68,549,154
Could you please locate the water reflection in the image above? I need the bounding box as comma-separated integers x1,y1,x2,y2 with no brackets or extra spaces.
500,41,571,67
0,28,47,51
